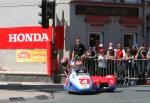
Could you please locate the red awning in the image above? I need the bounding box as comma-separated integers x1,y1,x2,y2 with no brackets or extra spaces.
85,16,111,24
120,17,144,25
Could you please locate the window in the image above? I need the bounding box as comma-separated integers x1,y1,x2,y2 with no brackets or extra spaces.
124,0,139,3
124,34,137,47
89,32,104,47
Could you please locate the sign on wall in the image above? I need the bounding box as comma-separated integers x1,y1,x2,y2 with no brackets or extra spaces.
0,26,64,75
0,26,51,49
0,26,64,49
16,49,47,62
76,5,138,17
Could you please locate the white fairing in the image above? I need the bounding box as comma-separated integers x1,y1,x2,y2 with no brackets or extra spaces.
69,69,92,90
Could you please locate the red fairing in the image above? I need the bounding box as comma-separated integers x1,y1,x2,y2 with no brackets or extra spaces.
91,75,116,86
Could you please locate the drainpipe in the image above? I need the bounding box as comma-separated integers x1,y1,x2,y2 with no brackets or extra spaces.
144,0,147,44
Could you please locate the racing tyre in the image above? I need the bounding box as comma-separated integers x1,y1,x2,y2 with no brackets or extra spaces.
108,88,115,92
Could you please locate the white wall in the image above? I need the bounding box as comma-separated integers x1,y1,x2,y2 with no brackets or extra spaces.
0,0,72,74
70,4,88,50
0,0,47,74
0,0,41,27
0,0,71,27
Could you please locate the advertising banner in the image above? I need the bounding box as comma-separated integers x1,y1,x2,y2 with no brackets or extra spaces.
0,26,64,49
0,26,64,75
16,49,47,62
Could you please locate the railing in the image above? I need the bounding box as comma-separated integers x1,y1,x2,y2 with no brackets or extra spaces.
84,58,150,85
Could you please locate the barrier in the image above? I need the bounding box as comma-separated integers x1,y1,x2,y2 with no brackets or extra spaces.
84,58,150,85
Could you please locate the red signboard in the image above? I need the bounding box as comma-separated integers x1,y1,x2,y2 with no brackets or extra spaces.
0,26,64,49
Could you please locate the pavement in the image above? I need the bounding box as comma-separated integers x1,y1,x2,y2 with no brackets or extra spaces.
0,89,55,103
0,81,150,103
0,82,64,103
0,82,64,90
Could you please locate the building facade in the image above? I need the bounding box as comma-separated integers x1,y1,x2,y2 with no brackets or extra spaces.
59,0,150,51
0,0,150,75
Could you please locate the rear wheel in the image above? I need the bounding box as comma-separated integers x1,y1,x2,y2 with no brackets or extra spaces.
108,88,116,92
108,90,115,92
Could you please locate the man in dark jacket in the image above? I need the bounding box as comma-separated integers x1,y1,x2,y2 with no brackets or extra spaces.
72,38,85,60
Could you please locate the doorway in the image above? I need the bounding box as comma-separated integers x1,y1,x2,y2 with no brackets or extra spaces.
123,33,137,48
89,32,103,47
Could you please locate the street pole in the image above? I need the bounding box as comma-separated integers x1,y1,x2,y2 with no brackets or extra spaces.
52,0,56,82
144,0,147,44
52,0,55,44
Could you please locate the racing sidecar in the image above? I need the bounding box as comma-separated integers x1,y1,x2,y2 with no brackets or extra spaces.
64,65,116,93
64,66,95,93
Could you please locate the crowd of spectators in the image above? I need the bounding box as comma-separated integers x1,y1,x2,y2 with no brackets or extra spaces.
71,39,150,70
72,39,150,61
71,38,150,69
62,38,150,79
61,37,150,78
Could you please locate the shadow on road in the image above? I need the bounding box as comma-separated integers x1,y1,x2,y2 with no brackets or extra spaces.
134,90,150,92
64,90,124,95
38,89,124,96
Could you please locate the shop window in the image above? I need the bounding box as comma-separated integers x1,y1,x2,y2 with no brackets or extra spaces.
124,34,137,47
89,32,103,47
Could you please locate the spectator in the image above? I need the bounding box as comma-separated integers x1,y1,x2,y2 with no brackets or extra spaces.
135,46,147,59
115,43,126,59
61,57,69,77
143,43,148,53
130,45,138,59
98,47,107,67
106,44,115,76
146,47,150,59
106,47,115,59
94,40,100,53
142,44,148,57
135,45,147,84
106,42,115,59
146,47,150,78
83,47,96,75
97,43,106,55
125,47,132,60
72,38,85,60
108,42,113,50
98,49,107,76
85,47,96,59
